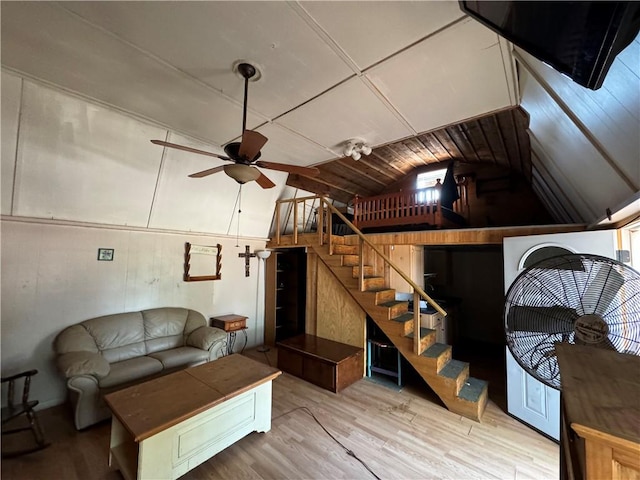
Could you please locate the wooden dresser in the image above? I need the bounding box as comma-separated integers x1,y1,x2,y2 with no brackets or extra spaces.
277,334,364,393
556,343,640,480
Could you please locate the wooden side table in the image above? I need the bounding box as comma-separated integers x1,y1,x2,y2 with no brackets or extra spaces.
210,314,248,355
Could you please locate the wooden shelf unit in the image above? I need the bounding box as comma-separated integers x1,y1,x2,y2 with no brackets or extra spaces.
265,249,306,345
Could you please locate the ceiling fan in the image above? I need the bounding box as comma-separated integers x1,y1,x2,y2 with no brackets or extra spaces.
151,62,320,189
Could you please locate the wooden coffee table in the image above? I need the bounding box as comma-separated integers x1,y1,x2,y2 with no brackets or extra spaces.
104,354,281,480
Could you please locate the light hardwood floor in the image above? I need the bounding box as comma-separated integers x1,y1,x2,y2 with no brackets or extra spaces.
2,348,558,479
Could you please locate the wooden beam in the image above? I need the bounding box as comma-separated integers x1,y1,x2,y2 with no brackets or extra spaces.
267,224,587,249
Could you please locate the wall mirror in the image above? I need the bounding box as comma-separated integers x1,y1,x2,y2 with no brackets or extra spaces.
184,243,222,281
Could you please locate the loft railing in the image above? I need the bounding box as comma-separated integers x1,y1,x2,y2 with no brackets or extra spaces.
353,186,442,229
272,195,446,355
353,178,470,230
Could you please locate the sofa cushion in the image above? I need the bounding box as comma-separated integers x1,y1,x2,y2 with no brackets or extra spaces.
57,351,110,378
142,308,189,353
98,356,163,389
148,347,209,369
55,324,100,354
83,312,146,363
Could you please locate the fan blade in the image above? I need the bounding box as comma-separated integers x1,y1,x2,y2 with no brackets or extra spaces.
255,161,320,177
507,305,577,334
238,130,268,161
151,140,231,161
255,172,276,189
188,166,225,178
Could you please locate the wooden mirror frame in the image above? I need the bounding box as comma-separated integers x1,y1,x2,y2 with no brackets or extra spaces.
184,243,222,281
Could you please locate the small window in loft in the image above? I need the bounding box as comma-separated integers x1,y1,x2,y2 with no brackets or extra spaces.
416,168,447,203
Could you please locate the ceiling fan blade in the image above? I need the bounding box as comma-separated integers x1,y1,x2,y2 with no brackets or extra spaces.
255,161,320,177
151,140,231,161
238,130,268,161
255,172,276,189
188,166,225,178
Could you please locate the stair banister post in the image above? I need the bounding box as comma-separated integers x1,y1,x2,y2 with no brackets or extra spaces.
275,200,281,245
318,196,325,246
293,199,299,245
435,179,443,227
323,198,333,255
413,290,421,355
354,195,360,229
359,237,365,292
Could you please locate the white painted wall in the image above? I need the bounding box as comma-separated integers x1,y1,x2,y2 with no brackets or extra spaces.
0,70,287,409
1,219,270,409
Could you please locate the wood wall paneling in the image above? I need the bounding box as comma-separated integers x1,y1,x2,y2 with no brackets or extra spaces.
315,262,365,349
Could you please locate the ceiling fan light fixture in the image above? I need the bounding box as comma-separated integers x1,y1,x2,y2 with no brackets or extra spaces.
343,139,372,160
344,142,354,157
223,164,261,184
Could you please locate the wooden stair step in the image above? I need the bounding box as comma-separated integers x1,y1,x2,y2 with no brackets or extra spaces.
406,327,435,340
458,377,488,403
390,313,414,335
333,245,358,255
421,342,453,372
342,255,359,266
378,300,408,317
422,342,450,359
439,359,469,380
352,265,375,277
372,288,396,304
362,276,384,290
391,312,413,323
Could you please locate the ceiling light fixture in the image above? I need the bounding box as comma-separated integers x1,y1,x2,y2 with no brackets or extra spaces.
223,164,261,184
343,140,372,161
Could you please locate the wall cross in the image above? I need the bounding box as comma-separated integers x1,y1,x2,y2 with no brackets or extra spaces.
238,245,256,277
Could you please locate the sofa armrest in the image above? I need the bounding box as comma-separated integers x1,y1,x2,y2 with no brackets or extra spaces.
57,351,110,379
187,326,227,352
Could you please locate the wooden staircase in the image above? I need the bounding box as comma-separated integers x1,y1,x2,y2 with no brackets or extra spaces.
312,237,489,421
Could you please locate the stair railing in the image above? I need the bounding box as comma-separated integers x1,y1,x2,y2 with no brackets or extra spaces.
301,196,447,355
273,195,324,246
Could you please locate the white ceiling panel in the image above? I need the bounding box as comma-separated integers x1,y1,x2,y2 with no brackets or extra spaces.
1,71,22,215
301,0,465,70
0,2,262,146
60,1,354,119
366,17,515,133
276,76,413,150
256,123,336,168
148,133,288,237
13,81,166,225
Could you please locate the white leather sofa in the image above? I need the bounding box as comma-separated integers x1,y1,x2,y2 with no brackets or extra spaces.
54,307,227,430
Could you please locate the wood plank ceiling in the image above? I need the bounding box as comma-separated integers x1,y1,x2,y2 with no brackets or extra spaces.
288,106,532,204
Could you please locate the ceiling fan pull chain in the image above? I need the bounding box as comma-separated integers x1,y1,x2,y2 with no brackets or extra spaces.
236,184,243,247
227,186,242,236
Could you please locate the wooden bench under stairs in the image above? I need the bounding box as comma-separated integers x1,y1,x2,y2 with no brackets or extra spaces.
311,236,488,422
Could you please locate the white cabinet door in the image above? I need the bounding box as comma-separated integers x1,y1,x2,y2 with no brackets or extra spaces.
503,230,617,440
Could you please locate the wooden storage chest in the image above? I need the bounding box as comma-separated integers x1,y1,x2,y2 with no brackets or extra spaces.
276,334,364,393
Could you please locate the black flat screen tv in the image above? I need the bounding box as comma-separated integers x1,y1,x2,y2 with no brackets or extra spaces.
459,1,640,90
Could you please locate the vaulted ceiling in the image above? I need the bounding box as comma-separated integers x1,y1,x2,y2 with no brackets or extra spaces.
1,1,517,188
290,106,531,203
2,2,638,232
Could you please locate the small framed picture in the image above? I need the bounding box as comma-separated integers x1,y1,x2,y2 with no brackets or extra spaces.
97,248,114,261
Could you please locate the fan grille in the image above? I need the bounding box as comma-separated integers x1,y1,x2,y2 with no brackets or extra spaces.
505,254,640,389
